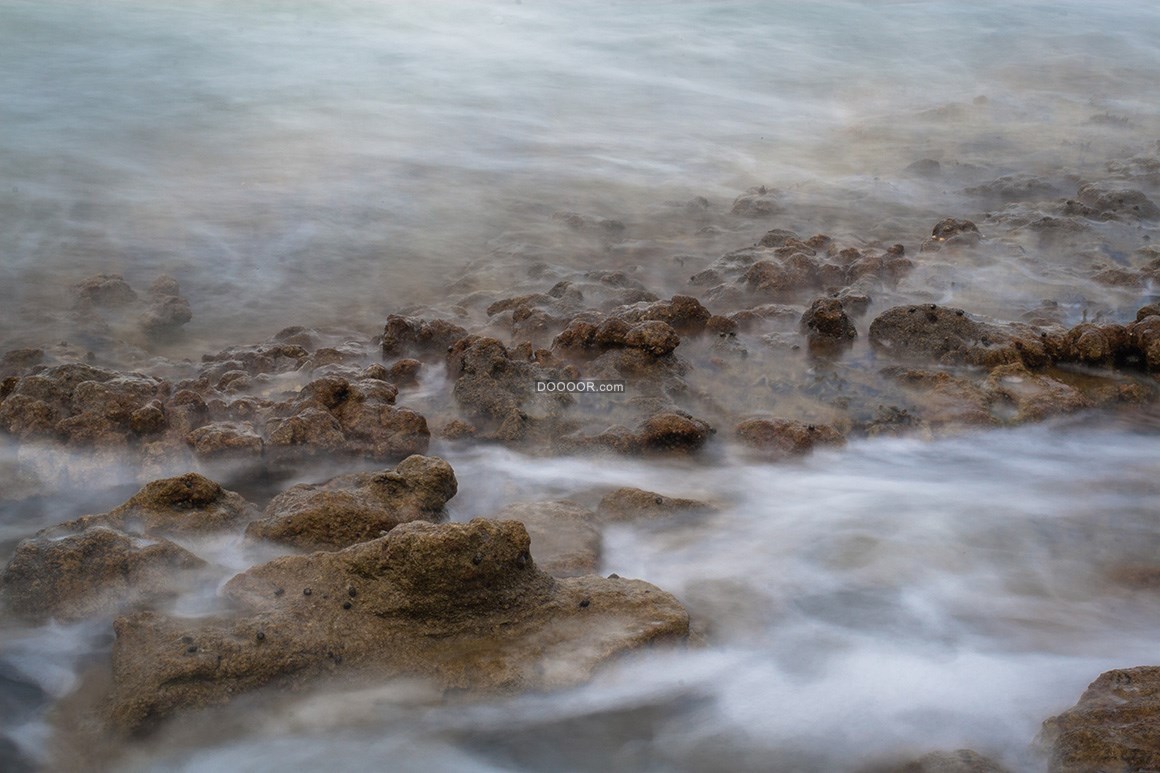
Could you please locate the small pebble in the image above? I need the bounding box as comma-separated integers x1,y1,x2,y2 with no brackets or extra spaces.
347,586,358,598
342,601,352,610
303,588,312,596
256,631,265,642
579,598,590,609
186,645,198,654
274,587,284,597
472,553,483,565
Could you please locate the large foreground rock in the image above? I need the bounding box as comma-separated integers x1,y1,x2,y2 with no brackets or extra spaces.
1041,666,1160,772
107,519,688,733
1,527,204,622
245,455,457,551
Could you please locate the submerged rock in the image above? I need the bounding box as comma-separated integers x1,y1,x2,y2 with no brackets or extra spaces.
246,455,457,551
381,315,469,359
597,487,713,522
735,418,845,458
107,519,688,734
1041,666,1160,772
485,501,601,577
73,274,138,308
0,527,204,622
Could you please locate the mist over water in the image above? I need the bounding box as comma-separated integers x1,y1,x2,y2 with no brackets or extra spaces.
3,1,1160,770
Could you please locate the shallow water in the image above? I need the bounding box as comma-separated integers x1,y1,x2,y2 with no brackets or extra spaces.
3,0,1160,770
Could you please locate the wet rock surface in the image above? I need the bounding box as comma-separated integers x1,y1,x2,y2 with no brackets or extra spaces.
597,487,713,522
1041,666,1160,772
1,527,205,622
485,501,601,576
245,455,457,551
106,519,689,734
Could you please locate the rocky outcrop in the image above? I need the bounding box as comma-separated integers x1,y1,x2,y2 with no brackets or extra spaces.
265,375,430,461
868,305,1045,367
245,455,457,551
381,315,469,359
0,527,204,622
735,418,845,458
1041,666,1160,772
106,519,689,734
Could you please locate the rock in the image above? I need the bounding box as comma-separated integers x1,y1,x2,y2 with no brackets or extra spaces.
246,455,457,551
106,519,689,734
1075,183,1160,220
381,315,469,359
1041,666,1160,772
45,473,257,537
149,275,181,297
985,364,1092,422
0,527,204,622
801,297,858,343
614,295,712,335
139,295,192,337
922,219,981,251
637,412,713,453
266,376,430,461
735,418,845,458
597,488,712,522
1127,315,1160,371
553,317,682,358
486,501,601,576
868,305,1032,367
731,186,781,217
863,749,1011,772
886,369,996,428
0,348,44,378
73,274,138,307
386,358,422,387
186,421,264,460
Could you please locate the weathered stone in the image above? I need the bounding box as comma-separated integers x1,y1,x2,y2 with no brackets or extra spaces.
74,274,137,307
801,297,858,342
597,488,712,522
46,473,257,537
1041,666,1160,772
186,422,264,460
731,186,781,217
1075,183,1160,220
868,305,1026,367
735,418,845,458
106,519,689,733
140,295,192,336
381,315,469,359
246,455,457,551
637,412,713,453
0,527,204,622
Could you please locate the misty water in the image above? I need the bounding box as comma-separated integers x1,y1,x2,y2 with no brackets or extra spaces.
3,0,1160,771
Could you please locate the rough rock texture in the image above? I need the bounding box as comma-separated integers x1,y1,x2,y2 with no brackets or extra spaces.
73,274,137,307
381,315,469,359
0,364,166,445
731,185,781,217
107,519,689,733
553,317,682,358
868,305,1039,367
1074,183,1160,220
246,455,457,551
984,363,1091,422
922,218,981,251
597,488,713,522
139,295,192,337
801,297,858,344
45,473,257,537
735,418,845,458
0,527,204,621
486,501,601,576
266,375,430,461
637,412,714,454
1041,666,1160,772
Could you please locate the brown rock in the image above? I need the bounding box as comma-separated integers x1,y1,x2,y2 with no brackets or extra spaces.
1076,183,1160,220
106,519,689,733
731,186,781,217
1041,666,1160,772
801,297,858,341
381,315,468,359
0,527,204,622
140,295,192,336
735,418,845,458
186,422,264,460
597,488,712,522
246,455,457,551
74,274,138,307
45,473,257,537
637,412,713,453
868,305,1030,367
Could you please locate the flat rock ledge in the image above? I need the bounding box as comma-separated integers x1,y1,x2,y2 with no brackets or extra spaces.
107,518,688,734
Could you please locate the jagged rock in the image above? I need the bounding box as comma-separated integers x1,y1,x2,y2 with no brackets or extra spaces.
597,488,712,522
246,455,457,551
199,343,309,380
73,274,137,307
266,375,430,460
106,519,689,734
735,418,845,458
381,315,468,359
186,421,264,460
45,472,257,537
801,297,858,343
1041,666,1160,772
0,527,204,622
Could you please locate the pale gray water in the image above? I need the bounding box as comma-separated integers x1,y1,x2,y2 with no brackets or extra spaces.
3,1,1160,770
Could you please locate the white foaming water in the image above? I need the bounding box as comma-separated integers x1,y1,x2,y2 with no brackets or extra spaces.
45,418,1150,772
